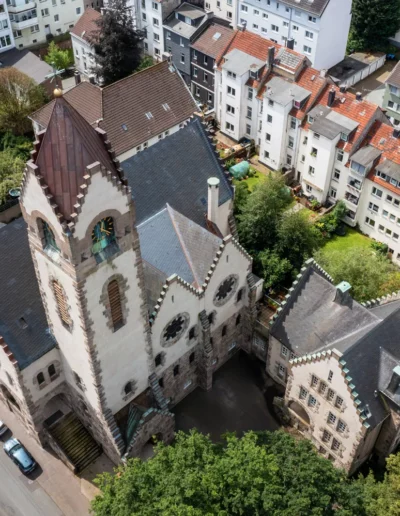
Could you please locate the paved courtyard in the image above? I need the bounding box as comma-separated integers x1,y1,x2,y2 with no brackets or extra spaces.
173,351,281,441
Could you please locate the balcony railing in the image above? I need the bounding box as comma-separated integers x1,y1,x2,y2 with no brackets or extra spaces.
10,9,37,28
7,0,36,13
347,177,362,191
345,192,359,206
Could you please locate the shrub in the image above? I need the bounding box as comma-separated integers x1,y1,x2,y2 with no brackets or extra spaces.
371,241,389,255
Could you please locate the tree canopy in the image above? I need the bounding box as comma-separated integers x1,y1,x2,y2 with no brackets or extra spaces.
0,68,46,135
348,0,400,52
91,0,142,86
92,430,361,516
44,41,73,72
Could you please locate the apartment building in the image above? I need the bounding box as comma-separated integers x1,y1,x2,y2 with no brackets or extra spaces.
0,0,14,52
383,61,400,127
70,7,100,77
136,0,180,59
236,0,352,70
204,0,235,26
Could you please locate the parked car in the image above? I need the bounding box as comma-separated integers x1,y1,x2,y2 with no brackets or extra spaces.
0,421,8,437
3,438,37,474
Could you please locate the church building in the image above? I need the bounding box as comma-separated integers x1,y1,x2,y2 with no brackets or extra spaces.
0,90,262,471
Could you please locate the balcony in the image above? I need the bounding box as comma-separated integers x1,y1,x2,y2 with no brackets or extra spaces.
344,192,359,206
347,176,362,192
10,8,38,29
7,1,36,13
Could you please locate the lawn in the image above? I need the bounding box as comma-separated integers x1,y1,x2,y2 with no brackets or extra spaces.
233,170,265,191
320,227,371,254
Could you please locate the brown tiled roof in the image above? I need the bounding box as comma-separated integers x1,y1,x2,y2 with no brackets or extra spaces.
386,61,400,89
34,97,116,220
30,61,198,157
30,81,102,128
191,23,234,59
70,7,101,43
288,67,327,119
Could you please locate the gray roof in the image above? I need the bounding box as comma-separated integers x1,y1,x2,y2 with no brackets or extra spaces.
370,299,400,320
164,3,207,39
274,47,304,72
376,159,400,182
0,219,55,369
0,49,52,85
138,204,222,309
270,263,380,356
309,104,359,140
265,76,310,106
280,0,329,16
222,49,265,76
121,118,233,227
351,145,382,167
326,111,358,133
386,61,400,89
342,308,400,427
311,117,346,140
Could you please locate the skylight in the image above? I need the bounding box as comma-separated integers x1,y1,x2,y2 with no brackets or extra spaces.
122,124,128,131
213,32,221,41
162,103,171,111
145,112,154,119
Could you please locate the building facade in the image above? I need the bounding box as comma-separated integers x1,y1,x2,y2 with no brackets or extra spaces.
70,7,100,77
383,61,400,127
236,0,352,70
0,0,14,52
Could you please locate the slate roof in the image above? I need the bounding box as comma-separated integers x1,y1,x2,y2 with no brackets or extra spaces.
270,262,380,356
0,48,52,85
121,118,233,227
386,60,400,89
0,219,55,369
70,7,101,43
341,308,400,427
138,204,222,308
35,96,117,221
30,61,198,157
280,0,330,15
191,23,234,59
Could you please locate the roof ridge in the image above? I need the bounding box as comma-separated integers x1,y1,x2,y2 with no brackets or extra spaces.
102,60,168,91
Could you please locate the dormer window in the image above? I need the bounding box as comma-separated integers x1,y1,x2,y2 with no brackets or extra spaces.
250,70,258,80
350,161,366,176
340,132,348,141
227,71,236,79
294,100,301,109
308,115,314,124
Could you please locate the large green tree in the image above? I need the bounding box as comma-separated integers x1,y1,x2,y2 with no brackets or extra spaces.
0,68,46,135
91,430,362,516
349,0,400,51
44,41,73,71
91,0,142,86
237,174,292,253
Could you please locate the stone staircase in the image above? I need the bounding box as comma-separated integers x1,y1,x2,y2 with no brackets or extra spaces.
49,412,102,472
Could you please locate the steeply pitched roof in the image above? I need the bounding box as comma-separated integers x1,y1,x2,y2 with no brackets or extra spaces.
121,118,233,227
138,204,222,308
0,48,53,85
34,96,116,220
0,219,55,369
30,61,198,157
70,7,101,43
270,261,380,356
191,23,234,59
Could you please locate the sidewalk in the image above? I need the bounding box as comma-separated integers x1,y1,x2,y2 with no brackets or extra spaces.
0,404,91,516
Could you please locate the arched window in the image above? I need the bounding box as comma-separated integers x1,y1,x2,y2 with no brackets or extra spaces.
48,364,56,379
91,217,117,258
52,280,72,330
108,280,123,330
236,314,241,326
40,219,59,252
237,288,244,303
37,372,45,386
124,382,132,395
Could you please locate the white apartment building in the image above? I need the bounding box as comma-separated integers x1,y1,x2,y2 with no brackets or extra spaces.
7,0,84,49
0,0,14,52
136,0,180,59
204,0,235,26
236,0,352,70
70,7,100,76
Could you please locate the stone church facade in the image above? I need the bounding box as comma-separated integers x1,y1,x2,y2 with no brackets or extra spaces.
0,92,263,471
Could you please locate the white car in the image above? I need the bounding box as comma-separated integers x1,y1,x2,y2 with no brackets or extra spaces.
0,421,8,436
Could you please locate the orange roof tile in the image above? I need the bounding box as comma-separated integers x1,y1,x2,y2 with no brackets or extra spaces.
288,67,326,119
70,7,101,43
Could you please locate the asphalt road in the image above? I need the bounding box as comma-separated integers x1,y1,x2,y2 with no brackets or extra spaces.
0,432,63,516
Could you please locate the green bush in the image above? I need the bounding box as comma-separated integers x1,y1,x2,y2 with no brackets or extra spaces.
371,241,389,255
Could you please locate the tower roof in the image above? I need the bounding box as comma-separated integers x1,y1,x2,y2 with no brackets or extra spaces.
34,96,117,221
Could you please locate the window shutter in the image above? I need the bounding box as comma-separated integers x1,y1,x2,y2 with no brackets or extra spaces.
52,280,71,329
108,280,123,329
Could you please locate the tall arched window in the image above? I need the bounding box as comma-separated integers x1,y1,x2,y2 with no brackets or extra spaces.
37,372,45,386
91,217,117,259
108,279,123,330
40,219,59,253
52,280,72,330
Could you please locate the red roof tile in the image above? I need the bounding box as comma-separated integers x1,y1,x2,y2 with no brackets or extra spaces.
70,7,101,43
191,23,234,59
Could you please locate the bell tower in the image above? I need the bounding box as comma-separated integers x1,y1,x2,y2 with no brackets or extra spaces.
20,94,152,461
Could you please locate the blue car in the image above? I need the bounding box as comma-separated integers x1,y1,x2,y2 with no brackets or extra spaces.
4,438,37,474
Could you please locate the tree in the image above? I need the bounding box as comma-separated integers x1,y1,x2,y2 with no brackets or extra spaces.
91,0,142,86
0,149,25,204
258,249,293,288
91,430,359,516
349,0,400,51
276,211,323,272
237,174,292,253
314,246,400,302
44,41,73,71
0,68,46,135
233,180,250,215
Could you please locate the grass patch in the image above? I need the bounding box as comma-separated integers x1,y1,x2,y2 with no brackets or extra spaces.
233,171,265,191
320,227,371,254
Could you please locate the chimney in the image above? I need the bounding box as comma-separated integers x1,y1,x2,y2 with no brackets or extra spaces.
207,177,220,225
319,69,327,78
340,85,346,93
74,70,81,86
286,38,295,50
267,46,275,69
334,281,352,306
238,20,246,31
327,87,336,107
89,74,96,85
387,366,400,395
162,51,172,63
356,91,362,101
